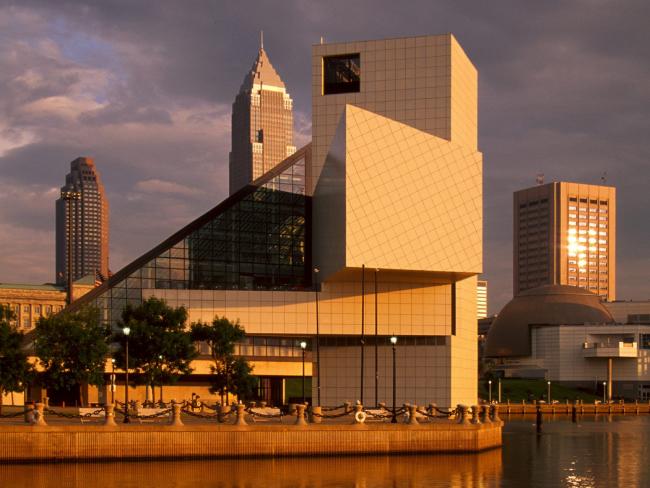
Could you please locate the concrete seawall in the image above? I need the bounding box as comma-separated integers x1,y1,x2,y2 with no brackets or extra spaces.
0,422,502,463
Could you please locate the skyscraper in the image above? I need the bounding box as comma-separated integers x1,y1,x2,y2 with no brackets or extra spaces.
477,280,488,319
56,157,109,286
514,181,615,300
229,40,295,194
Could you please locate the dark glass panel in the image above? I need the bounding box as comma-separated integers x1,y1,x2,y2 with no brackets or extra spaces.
323,54,361,95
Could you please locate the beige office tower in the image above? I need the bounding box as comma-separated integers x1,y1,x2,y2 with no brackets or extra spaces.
514,182,616,300
229,43,295,194
477,280,488,319
55,157,109,285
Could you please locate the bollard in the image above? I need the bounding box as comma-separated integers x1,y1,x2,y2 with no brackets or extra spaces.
571,402,577,423
457,405,470,425
218,404,231,423
536,405,543,433
480,405,491,424
24,402,35,424
170,401,184,426
295,404,308,426
635,400,639,415
32,402,47,426
408,405,419,425
288,403,297,416
235,404,248,426
490,404,501,423
471,405,481,425
104,404,117,427
310,406,322,424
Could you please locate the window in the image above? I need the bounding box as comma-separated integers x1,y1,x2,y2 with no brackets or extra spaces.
641,335,650,350
323,54,360,95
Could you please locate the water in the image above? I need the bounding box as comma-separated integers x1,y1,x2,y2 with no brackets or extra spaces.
2,416,650,487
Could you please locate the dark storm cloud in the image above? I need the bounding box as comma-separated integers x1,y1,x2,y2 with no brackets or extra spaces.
0,0,648,311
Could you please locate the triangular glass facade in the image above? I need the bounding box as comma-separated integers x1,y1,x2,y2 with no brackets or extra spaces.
75,147,311,325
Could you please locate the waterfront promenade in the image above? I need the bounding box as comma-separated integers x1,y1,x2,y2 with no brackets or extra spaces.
0,402,502,463
497,400,650,415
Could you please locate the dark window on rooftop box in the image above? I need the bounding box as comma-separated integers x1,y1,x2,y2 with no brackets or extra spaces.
323,54,360,95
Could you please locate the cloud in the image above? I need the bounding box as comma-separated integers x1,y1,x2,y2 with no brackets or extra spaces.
134,179,199,197
0,0,648,315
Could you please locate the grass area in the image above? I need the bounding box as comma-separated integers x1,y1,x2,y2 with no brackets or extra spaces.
479,379,601,403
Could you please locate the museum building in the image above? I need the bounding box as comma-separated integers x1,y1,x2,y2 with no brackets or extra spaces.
70,34,483,408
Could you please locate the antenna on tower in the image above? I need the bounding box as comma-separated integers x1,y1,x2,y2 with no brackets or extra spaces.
601,171,607,184
260,30,264,50
536,173,544,185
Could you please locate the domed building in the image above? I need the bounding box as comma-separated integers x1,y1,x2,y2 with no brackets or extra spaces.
485,285,615,358
485,285,650,401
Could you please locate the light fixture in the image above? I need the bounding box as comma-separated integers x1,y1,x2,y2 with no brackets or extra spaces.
123,327,130,336
390,336,397,345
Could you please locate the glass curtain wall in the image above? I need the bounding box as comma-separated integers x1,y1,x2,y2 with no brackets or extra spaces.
87,155,310,325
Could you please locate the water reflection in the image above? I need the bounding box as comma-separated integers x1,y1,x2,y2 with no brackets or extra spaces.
4,417,650,488
0,451,502,488
502,415,650,487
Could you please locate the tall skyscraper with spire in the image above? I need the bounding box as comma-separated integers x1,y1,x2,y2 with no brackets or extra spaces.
229,36,295,194
55,157,109,286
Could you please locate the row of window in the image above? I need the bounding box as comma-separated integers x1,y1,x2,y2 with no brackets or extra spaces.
568,197,608,205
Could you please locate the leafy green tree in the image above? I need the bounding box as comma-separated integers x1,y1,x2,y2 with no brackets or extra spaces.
34,306,110,406
113,297,197,402
191,316,256,403
0,305,33,412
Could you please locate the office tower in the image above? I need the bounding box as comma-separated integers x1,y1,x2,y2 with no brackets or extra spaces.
229,41,295,194
477,280,488,319
514,182,615,300
55,157,109,286
73,34,482,408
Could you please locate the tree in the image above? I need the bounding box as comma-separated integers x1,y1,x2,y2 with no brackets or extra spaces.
113,297,197,402
191,316,256,403
34,306,110,406
0,305,33,412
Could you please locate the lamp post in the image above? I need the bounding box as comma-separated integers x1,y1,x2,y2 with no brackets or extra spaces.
158,354,163,404
60,189,81,305
110,358,116,404
374,268,379,407
488,380,492,403
498,378,502,403
123,327,131,423
603,381,607,403
547,381,551,404
360,264,365,404
313,266,321,406
390,335,397,423
300,341,307,404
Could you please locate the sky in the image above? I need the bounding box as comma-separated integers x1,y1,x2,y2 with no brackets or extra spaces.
0,0,648,314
